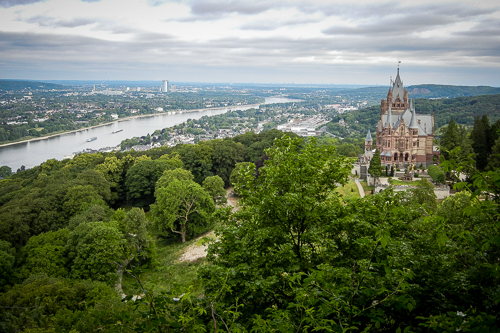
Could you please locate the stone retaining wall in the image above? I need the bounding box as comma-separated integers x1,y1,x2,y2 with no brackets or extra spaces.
374,184,450,199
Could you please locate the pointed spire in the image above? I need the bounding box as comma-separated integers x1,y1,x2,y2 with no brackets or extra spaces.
409,100,418,129
365,129,372,141
386,104,392,129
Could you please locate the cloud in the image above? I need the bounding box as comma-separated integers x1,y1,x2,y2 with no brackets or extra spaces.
240,17,317,31
18,15,137,34
0,0,100,7
190,0,275,15
1,0,500,85
23,15,97,28
0,0,45,8
323,3,492,37
453,19,500,37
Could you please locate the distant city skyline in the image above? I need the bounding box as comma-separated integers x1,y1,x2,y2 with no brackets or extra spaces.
1,0,499,86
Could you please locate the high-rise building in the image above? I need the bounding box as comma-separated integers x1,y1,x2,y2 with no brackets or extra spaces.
161,80,169,93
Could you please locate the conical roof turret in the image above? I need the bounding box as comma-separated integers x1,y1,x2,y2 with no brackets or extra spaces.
386,104,392,129
409,99,419,129
365,129,372,141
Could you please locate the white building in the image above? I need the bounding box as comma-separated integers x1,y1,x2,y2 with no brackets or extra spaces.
162,80,169,93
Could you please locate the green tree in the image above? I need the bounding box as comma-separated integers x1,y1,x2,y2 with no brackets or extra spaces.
405,178,437,212
66,221,123,284
125,158,179,205
0,274,122,333
470,115,491,170
114,207,154,292
0,166,12,178
337,142,363,157
208,139,246,186
440,117,460,160
200,135,352,317
17,228,70,281
229,161,255,193
440,118,473,162
62,185,108,218
151,179,215,242
174,143,213,184
368,148,382,181
0,240,15,290
487,136,500,170
202,175,227,205
155,168,194,192
428,165,446,184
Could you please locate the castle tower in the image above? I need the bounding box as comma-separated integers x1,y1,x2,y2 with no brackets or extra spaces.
365,129,373,152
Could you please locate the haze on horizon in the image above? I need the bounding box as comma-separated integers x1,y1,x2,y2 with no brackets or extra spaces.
1,0,499,86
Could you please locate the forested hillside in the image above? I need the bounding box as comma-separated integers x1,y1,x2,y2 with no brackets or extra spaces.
0,80,66,91
407,84,500,99
0,131,499,331
327,94,500,137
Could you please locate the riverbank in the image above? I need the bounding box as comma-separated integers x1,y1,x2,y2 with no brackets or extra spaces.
0,103,262,148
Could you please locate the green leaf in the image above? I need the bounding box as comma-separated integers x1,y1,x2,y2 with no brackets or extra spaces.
407,302,414,312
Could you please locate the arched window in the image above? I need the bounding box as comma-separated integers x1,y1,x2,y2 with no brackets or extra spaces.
394,153,398,161
405,153,409,161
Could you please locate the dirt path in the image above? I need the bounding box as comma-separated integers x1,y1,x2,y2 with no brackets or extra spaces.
177,187,239,262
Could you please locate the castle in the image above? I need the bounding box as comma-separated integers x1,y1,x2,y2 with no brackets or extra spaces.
363,68,437,168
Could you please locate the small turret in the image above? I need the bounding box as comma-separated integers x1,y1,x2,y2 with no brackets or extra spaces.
386,104,392,129
409,99,419,132
365,129,373,151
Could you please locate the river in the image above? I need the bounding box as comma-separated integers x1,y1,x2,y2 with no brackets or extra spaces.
0,97,299,170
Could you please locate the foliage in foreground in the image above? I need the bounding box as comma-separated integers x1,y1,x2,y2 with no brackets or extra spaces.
0,134,499,332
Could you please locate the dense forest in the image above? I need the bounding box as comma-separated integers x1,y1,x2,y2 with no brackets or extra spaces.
0,80,67,92
327,94,500,138
0,124,499,331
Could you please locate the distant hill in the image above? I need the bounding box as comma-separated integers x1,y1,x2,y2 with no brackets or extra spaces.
406,84,500,99
0,80,66,91
327,94,500,138
335,84,500,103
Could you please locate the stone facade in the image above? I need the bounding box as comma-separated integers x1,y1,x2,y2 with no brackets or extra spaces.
365,69,438,167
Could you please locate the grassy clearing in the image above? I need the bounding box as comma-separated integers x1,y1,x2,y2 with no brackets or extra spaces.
360,181,374,196
335,179,360,199
389,179,435,186
122,233,209,297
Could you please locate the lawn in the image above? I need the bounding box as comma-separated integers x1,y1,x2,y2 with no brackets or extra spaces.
335,179,361,199
389,178,435,186
359,180,374,196
122,229,209,297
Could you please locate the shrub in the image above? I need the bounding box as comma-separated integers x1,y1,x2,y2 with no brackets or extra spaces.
428,165,445,184
414,173,419,178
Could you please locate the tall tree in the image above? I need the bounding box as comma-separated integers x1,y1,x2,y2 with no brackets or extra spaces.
368,148,382,181
155,168,194,192
487,136,500,171
202,175,227,205
151,179,215,242
66,221,123,284
200,135,352,315
470,115,490,170
440,117,473,163
440,117,461,160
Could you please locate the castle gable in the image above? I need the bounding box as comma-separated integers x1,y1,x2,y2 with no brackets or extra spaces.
391,69,405,103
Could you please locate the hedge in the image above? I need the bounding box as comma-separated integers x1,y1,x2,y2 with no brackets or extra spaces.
428,165,445,184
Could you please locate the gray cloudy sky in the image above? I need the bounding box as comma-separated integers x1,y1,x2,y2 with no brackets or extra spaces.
0,0,499,85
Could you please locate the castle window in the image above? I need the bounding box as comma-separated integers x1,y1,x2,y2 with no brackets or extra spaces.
417,140,419,147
